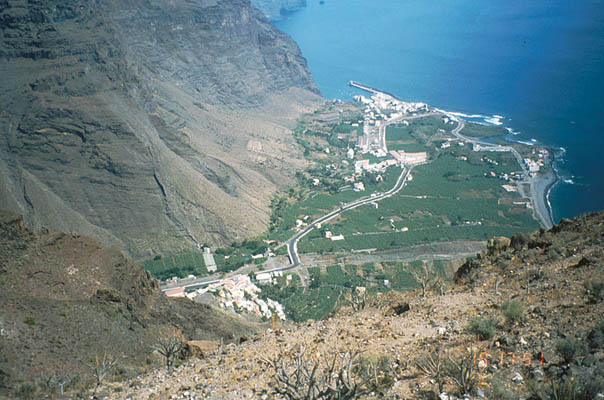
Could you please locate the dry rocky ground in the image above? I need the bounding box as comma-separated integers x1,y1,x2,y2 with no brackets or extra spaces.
94,211,604,400
0,210,261,399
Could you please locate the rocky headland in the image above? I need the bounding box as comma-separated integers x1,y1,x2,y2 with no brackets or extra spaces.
251,0,307,20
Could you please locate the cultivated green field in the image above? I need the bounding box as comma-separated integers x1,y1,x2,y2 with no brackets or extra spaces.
142,239,267,280
298,147,538,253
259,260,448,321
461,122,508,138
268,167,403,242
143,252,207,281
273,113,539,254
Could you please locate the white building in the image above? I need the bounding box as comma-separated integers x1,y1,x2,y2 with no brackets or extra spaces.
354,182,365,192
202,248,217,272
255,272,272,284
389,150,428,165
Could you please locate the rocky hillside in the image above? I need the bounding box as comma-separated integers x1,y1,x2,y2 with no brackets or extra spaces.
251,0,306,20
0,210,261,396
0,0,322,258
92,211,603,400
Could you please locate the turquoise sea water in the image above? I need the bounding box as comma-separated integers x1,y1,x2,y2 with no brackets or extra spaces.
275,0,604,222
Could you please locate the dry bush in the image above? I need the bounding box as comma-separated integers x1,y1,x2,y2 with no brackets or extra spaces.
89,351,117,392
153,327,185,372
445,351,478,396
415,346,444,394
40,370,78,396
411,263,433,298
264,346,387,399
349,287,367,312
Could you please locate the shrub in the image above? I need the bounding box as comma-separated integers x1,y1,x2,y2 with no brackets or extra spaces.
584,280,604,303
485,374,518,400
467,317,498,340
23,316,36,326
353,354,395,395
153,329,185,372
265,347,384,399
445,352,478,396
587,319,604,349
89,351,117,391
349,287,367,312
531,371,604,400
549,376,578,400
415,347,444,394
510,232,529,251
15,383,36,399
555,338,587,364
501,299,523,324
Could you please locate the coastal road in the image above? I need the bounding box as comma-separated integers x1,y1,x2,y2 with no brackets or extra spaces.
448,119,528,175
444,116,554,229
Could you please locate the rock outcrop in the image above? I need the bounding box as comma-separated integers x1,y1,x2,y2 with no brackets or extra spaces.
0,0,321,257
251,0,307,20
0,210,259,392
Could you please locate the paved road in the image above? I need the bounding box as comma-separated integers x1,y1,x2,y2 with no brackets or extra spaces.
286,165,413,267
444,116,553,229
285,112,439,268
448,119,529,176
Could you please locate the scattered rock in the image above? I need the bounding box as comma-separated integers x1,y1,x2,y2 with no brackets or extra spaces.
530,368,544,382
512,372,524,383
184,341,221,359
392,303,410,315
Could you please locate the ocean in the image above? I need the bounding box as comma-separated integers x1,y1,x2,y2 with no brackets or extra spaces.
275,0,604,222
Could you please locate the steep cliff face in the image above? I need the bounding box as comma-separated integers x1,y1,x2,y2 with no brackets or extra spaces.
251,0,306,20
0,0,321,257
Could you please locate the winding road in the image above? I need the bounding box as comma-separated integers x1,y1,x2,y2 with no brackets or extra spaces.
286,165,413,267
445,118,554,229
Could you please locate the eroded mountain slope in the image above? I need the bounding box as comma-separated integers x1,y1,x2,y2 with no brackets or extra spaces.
0,210,260,393
0,0,321,257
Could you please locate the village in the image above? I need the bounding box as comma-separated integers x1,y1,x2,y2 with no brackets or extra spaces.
157,86,553,321
286,87,553,247
167,273,287,321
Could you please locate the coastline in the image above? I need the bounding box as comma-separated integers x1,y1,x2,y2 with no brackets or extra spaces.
349,81,558,231
432,107,558,230
528,170,556,230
